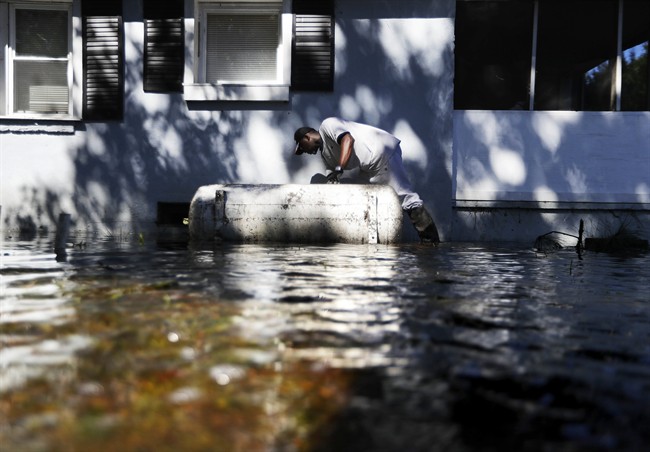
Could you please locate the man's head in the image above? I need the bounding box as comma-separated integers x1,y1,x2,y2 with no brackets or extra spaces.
294,127,322,155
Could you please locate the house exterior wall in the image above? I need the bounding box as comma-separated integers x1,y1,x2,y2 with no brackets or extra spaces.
0,0,455,242
451,110,650,242
0,0,648,244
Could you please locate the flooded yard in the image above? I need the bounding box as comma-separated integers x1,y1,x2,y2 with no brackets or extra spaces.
1,236,649,451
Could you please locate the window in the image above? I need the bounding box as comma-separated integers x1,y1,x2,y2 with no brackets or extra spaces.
5,3,72,117
535,0,618,111
199,2,284,85
1,0,125,120
185,0,290,101
186,0,334,101
454,1,533,110
157,202,191,225
208,12,278,82
454,0,650,111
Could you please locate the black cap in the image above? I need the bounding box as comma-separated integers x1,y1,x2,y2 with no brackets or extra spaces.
293,127,314,155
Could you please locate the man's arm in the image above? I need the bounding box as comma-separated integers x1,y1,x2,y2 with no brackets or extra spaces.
338,132,355,170
325,132,354,184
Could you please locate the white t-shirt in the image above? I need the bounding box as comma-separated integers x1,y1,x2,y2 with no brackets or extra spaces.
318,117,401,176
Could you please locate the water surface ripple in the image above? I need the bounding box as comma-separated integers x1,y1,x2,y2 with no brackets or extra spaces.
1,239,649,451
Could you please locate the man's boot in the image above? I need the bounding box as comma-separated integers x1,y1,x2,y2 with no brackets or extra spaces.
407,206,440,244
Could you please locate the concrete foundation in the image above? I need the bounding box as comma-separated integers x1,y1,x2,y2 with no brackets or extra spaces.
451,201,650,245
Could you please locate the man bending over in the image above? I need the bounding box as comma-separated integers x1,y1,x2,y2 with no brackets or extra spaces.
294,117,440,243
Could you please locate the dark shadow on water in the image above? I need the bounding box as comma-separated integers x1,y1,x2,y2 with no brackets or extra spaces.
1,238,649,450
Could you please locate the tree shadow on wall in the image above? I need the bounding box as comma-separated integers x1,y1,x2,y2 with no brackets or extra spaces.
67,29,256,236
282,1,457,241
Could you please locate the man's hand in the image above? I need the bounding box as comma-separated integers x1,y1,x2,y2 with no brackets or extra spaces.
327,167,343,184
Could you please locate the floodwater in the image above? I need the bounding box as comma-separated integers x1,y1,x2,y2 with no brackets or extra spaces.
1,236,649,451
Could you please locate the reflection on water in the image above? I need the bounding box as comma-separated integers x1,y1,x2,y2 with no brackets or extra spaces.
1,238,649,451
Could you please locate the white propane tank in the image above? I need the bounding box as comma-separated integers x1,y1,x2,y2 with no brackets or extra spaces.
189,184,403,244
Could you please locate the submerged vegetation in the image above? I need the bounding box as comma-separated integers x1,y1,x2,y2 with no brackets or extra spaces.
1,274,353,451
534,218,648,255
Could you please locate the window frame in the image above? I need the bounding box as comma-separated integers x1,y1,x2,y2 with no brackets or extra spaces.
532,0,620,111
4,1,73,118
184,0,292,102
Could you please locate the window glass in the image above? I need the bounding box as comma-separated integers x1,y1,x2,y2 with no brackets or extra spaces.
16,9,68,57
621,0,649,111
535,0,618,111
205,12,279,83
14,61,68,113
13,7,70,114
454,1,533,110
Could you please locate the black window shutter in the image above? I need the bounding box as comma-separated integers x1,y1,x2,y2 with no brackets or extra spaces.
143,0,184,92
292,0,334,91
82,0,124,120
